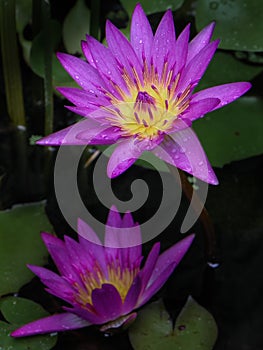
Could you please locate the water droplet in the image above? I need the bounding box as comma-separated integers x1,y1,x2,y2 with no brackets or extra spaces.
75,75,80,80
209,1,219,9
198,161,204,166
139,39,143,44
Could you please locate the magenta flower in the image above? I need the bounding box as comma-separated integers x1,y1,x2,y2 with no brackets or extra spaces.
11,207,194,337
37,4,250,184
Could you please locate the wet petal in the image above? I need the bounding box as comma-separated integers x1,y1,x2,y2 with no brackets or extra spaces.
153,129,218,184
57,53,107,95
11,313,90,337
107,138,159,178
139,242,160,290
123,275,142,314
106,21,143,83
85,35,129,96
181,97,220,121
81,40,96,68
92,284,123,323
151,10,176,78
177,40,220,93
173,24,190,75
130,3,153,65
187,22,215,63
138,235,194,306
191,82,252,110
28,265,73,302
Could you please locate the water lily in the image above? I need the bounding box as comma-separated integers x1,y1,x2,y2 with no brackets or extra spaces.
11,207,194,337
37,3,250,184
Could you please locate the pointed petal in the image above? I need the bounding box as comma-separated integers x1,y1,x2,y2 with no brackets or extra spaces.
28,265,73,302
151,10,176,78
173,24,190,75
138,234,194,306
106,21,143,83
36,117,103,146
130,3,153,65
107,138,158,178
153,129,219,184
77,219,108,277
57,87,110,109
57,53,107,95
137,262,176,307
92,284,123,323
84,35,129,96
139,242,160,290
77,125,123,145
11,313,90,337
177,40,220,93
191,82,252,110
123,275,142,314
40,233,72,276
181,97,220,121
187,22,215,63
149,234,195,287
81,40,96,67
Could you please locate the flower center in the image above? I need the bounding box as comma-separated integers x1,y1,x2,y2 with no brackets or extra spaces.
74,261,139,307
104,60,192,140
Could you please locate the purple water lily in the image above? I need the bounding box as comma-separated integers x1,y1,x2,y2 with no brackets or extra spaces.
37,3,250,184
11,207,194,337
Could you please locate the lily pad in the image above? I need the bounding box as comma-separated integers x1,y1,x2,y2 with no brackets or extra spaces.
196,0,263,51
62,0,91,54
121,0,185,16
193,97,263,167
0,201,52,296
0,297,57,350
129,297,217,350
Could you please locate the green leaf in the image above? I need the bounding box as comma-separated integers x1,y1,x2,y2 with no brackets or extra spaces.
196,0,263,51
197,51,263,91
62,0,90,54
0,297,57,350
129,297,217,350
121,0,185,16
0,202,52,296
193,97,263,167
0,297,49,325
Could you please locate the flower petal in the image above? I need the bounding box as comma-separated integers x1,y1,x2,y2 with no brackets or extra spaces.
139,242,160,290
81,40,96,67
107,138,160,178
191,82,252,110
84,35,129,96
173,24,190,76
138,234,194,306
151,10,176,78
149,234,195,287
177,40,220,93
187,22,215,63
11,313,90,337
123,275,142,314
92,284,123,323
106,21,143,83
181,97,220,121
57,53,107,95
57,87,110,110
28,265,73,302
130,3,153,65
153,129,218,184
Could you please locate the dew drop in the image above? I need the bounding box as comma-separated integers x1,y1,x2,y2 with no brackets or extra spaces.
198,161,204,166
209,1,219,9
139,39,143,44
75,75,80,80
207,261,220,269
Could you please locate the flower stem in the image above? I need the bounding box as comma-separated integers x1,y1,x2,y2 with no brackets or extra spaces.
169,166,217,261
